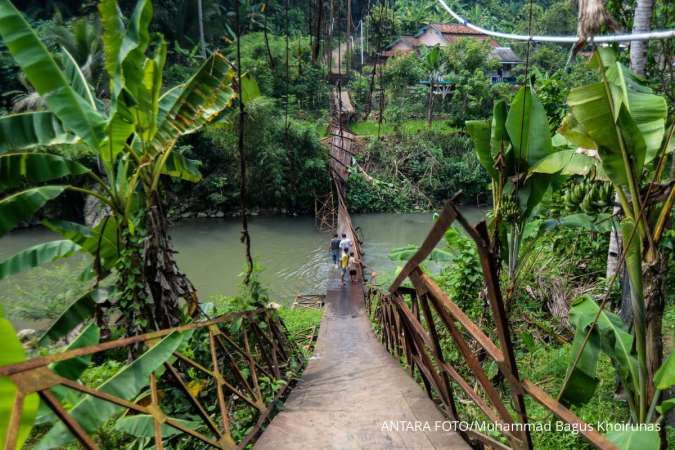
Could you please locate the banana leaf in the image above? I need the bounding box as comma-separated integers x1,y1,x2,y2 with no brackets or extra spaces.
605,430,659,450
0,112,78,154
0,240,81,281
505,85,552,168
136,41,166,143
560,295,640,406
161,152,202,182
61,48,96,109
240,72,261,104
0,0,105,146
531,149,601,177
152,52,235,154
490,100,508,155
388,244,452,262
157,85,182,125
35,324,100,427
44,217,121,271
42,219,93,244
518,173,550,219
604,62,666,162
36,331,185,449
466,119,496,179
543,213,612,233
656,398,675,416
0,186,66,237
97,0,153,170
50,323,100,380
0,307,39,449
114,414,199,438
654,351,674,391
567,81,620,152
40,289,101,342
99,0,152,96
557,114,597,150
0,152,89,192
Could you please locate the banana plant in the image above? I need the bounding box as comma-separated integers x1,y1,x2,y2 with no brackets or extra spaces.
556,48,672,428
466,85,555,283
0,306,39,450
0,0,239,336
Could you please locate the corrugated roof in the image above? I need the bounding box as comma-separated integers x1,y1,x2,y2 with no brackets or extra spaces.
385,35,418,51
490,46,521,63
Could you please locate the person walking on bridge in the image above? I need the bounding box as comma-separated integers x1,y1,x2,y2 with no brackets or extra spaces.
339,248,350,287
329,234,341,268
339,233,352,255
348,251,361,284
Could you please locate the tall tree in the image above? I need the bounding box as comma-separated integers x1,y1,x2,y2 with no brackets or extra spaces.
311,0,323,63
197,0,206,57
629,0,655,76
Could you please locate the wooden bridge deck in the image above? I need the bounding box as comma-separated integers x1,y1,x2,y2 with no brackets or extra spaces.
255,85,467,450
254,278,470,450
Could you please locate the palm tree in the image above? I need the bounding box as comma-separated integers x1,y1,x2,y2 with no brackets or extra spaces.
629,0,655,76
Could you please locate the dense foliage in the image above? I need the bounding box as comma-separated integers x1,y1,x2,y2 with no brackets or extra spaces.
0,0,673,449
348,130,489,212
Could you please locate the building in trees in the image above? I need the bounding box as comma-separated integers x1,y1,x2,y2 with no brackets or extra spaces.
382,23,520,83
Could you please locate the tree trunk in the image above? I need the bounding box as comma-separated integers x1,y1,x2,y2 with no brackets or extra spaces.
363,60,378,120
346,0,351,72
629,0,655,76
145,193,199,329
263,6,276,70
312,0,323,64
427,82,433,128
197,0,206,58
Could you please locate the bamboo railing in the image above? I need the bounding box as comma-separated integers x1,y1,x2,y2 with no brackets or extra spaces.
365,199,620,450
1,308,303,450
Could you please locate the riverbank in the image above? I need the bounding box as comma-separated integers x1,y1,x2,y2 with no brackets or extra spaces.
0,210,485,331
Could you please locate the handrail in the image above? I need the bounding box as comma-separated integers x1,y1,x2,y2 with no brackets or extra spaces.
366,198,619,450
0,307,303,450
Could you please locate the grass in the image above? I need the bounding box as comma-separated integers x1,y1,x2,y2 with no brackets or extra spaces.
0,255,91,330
278,306,323,358
349,119,457,136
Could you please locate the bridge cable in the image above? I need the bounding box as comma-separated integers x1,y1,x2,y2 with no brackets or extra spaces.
434,0,675,43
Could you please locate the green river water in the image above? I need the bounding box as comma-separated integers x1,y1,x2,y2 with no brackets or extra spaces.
0,209,485,329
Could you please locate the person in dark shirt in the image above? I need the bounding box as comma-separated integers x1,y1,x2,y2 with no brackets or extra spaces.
329,234,341,268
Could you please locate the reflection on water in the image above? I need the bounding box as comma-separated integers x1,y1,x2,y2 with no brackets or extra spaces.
0,208,486,328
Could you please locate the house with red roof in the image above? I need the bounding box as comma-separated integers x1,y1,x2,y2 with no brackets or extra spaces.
382,23,521,83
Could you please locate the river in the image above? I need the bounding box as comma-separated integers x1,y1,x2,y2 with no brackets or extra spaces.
0,209,485,329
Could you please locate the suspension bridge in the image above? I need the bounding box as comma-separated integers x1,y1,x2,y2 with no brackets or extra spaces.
255,79,469,448
0,54,621,450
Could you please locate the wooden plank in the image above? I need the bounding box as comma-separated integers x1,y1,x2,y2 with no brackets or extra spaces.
4,393,23,450
439,361,521,444
417,292,461,422
464,430,512,450
472,223,532,449
411,272,515,429
150,373,164,450
392,296,436,351
414,271,504,364
389,200,458,293
0,309,266,377
39,390,99,450
522,380,620,450
164,362,223,438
